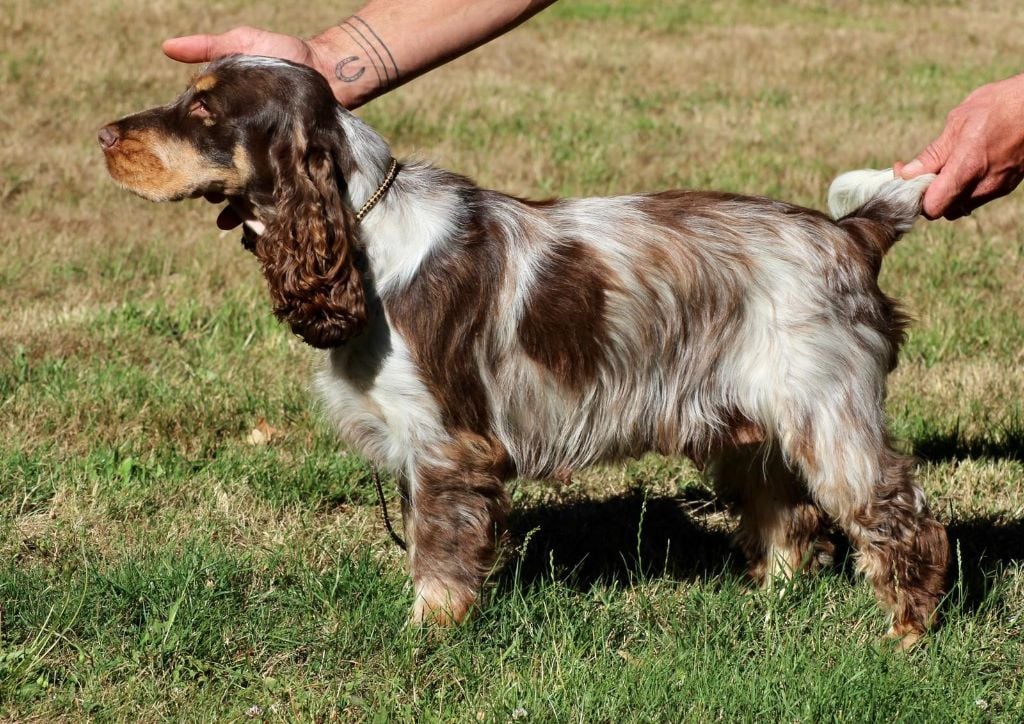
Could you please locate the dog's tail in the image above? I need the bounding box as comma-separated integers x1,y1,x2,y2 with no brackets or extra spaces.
827,168,934,254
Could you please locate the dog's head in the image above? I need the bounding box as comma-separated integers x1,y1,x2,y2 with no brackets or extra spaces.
100,55,366,348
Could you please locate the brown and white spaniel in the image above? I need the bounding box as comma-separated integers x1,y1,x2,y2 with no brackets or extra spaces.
100,55,948,647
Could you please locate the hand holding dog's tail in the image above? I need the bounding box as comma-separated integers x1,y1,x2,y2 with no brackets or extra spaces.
828,168,935,254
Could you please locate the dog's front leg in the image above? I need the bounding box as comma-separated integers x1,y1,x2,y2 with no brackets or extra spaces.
406,435,511,625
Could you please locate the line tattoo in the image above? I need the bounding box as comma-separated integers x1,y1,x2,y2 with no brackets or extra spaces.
345,22,389,84
346,21,389,84
351,16,399,80
336,16,400,89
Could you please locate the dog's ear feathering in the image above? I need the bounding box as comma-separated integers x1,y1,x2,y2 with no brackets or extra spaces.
255,128,367,348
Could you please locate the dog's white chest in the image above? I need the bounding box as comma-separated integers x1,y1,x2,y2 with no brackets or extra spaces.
313,324,445,475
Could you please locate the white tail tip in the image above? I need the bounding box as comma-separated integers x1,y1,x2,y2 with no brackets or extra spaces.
828,167,935,220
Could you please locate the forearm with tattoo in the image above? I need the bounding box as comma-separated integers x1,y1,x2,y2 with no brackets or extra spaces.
163,1,556,108
335,16,400,91
308,0,554,107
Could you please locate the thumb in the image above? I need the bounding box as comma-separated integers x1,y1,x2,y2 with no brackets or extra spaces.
919,159,979,220
162,34,224,63
898,158,926,179
899,132,955,179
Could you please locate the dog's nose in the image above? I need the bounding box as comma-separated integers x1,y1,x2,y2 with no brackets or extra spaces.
98,125,120,150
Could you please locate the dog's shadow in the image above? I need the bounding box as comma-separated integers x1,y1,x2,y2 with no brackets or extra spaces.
504,485,739,590
913,427,1024,463
914,428,1024,612
500,433,1024,614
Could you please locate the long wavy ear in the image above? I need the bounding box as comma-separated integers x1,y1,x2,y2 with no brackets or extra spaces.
255,128,366,348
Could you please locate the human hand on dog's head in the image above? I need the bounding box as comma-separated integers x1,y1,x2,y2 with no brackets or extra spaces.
163,26,325,83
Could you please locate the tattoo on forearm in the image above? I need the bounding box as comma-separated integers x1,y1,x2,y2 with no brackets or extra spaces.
335,56,366,83
336,15,400,89
352,16,400,80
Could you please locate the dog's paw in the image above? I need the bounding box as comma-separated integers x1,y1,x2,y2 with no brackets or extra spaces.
410,580,475,626
885,622,924,652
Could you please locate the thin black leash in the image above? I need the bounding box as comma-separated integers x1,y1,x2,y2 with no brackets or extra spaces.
359,163,405,552
371,467,407,551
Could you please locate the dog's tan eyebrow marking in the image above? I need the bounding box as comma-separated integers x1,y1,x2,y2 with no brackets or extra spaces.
193,74,217,92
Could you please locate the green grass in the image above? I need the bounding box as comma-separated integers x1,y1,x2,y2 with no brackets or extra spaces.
1,530,1022,719
2,0,1024,719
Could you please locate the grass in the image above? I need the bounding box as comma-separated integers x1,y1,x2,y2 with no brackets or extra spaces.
2,0,1024,719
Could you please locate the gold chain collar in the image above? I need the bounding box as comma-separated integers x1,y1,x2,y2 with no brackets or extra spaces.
355,158,399,222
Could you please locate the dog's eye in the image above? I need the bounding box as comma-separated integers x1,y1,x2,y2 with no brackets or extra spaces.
188,100,212,120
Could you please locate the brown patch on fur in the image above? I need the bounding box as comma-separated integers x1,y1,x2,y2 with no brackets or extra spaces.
642,189,753,211
638,189,806,259
388,193,508,432
634,191,759,290
837,218,890,277
728,418,764,447
839,198,914,261
848,449,949,641
790,426,819,481
408,432,512,625
823,218,911,373
551,467,573,485
868,291,910,374
517,239,611,388
656,419,683,459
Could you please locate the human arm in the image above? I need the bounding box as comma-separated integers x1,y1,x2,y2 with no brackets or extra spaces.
897,73,1024,220
163,0,556,109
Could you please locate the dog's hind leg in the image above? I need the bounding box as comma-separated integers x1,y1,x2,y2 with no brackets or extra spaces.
710,444,834,588
775,398,948,648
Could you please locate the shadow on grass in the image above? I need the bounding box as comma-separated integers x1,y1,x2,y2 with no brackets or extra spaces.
504,485,741,590
913,427,1024,463
502,485,1024,618
947,516,1024,614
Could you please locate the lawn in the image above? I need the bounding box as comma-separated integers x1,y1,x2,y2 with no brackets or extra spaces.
2,0,1023,719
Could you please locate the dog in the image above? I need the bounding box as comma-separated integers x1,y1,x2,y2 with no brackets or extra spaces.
100,55,948,647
